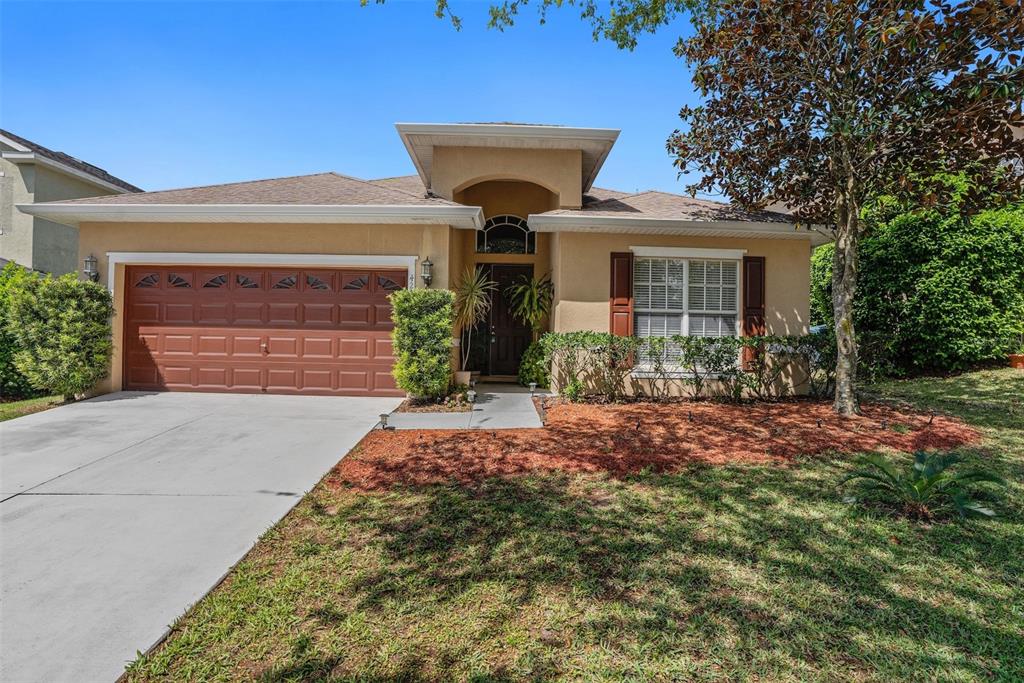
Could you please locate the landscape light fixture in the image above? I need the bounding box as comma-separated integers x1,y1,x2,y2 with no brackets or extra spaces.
379,413,391,430
529,382,537,396
420,257,433,287
83,254,99,282
467,389,477,404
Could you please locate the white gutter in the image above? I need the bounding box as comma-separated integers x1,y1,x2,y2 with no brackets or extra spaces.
528,213,832,245
1,151,136,194
394,122,621,141
17,203,486,229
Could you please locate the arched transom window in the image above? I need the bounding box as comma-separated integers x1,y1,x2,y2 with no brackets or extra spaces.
476,215,535,254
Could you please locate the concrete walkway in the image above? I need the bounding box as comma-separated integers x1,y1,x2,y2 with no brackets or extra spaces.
387,383,544,429
0,391,399,683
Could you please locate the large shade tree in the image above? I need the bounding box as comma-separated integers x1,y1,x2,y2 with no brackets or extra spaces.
370,0,1024,414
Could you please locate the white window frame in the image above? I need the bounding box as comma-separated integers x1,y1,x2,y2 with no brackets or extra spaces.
629,246,745,375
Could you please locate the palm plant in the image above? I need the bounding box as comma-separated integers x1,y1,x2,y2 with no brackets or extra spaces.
506,273,554,341
839,451,1006,520
453,266,496,371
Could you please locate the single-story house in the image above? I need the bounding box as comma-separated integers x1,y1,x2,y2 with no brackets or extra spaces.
19,122,828,397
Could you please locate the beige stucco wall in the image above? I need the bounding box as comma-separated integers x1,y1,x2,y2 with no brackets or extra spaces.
0,157,35,269
1,155,126,274
430,146,583,209
549,231,814,395
78,220,452,394
551,232,812,336
453,179,555,283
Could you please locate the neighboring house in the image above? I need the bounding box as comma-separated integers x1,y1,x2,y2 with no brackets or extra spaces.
1,129,140,274
19,122,828,397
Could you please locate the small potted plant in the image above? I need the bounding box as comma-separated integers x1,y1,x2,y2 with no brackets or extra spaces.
1010,333,1024,370
453,266,495,385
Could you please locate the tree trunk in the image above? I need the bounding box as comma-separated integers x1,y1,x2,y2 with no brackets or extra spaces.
461,326,473,372
832,195,861,415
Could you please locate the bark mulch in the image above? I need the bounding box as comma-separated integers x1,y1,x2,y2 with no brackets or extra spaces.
330,400,981,491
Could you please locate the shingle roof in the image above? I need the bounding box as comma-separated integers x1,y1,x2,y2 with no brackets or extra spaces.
0,129,142,192
370,174,435,197
53,172,460,206
538,190,794,224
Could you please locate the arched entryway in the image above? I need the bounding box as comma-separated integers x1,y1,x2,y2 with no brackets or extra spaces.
476,214,535,255
454,180,555,378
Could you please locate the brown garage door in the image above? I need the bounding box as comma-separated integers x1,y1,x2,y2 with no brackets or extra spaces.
124,265,407,396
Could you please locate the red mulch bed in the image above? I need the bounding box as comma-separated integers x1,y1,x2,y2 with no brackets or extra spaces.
329,400,981,491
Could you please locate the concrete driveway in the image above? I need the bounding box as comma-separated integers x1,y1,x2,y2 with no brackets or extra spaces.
0,391,398,683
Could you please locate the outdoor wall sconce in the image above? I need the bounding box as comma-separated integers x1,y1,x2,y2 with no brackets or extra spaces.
420,257,433,287
83,254,99,282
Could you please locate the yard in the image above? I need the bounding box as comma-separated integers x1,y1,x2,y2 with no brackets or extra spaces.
125,369,1023,682
0,395,62,422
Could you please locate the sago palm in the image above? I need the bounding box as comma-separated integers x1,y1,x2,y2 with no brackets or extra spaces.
839,451,1005,520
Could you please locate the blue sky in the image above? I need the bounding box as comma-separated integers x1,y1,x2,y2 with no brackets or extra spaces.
1,1,703,195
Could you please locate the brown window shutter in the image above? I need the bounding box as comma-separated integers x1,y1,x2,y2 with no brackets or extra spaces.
742,256,766,366
609,252,634,337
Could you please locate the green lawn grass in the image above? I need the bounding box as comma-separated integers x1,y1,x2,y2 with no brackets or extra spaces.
0,395,62,422
125,370,1024,682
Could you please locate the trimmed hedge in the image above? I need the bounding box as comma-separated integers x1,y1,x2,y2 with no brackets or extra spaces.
7,272,115,401
390,288,455,399
539,331,836,402
811,185,1024,376
0,262,40,400
517,340,550,389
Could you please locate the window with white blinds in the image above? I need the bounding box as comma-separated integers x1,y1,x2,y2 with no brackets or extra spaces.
633,257,740,365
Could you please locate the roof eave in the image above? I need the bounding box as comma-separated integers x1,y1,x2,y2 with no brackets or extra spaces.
528,214,832,245
1,151,137,194
16,203,486,230
394,122,621,194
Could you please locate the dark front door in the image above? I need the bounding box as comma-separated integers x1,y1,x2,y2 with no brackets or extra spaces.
487,264,534,376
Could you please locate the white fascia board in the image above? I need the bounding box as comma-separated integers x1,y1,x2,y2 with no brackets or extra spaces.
631,246,746,260
528,213,831,245
1,151,135,194
395,122,621,143
106,252,421,293
17,203,485,229
0,133,32,152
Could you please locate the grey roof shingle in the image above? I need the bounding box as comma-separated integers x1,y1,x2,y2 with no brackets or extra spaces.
0,129,141,192
538,190,794,224
53,172,460,206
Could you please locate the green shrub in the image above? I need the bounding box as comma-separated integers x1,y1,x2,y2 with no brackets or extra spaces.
839,451,1006,520
794,331,837,399
390,288,455,399
7,273,115,401
811,185,1024,375
517,340,550,388
540,331,833,401
0,263,40,399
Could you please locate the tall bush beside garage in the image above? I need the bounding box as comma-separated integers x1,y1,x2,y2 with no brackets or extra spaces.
0,262,40,399
6,273,115,401
390,288,455,399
